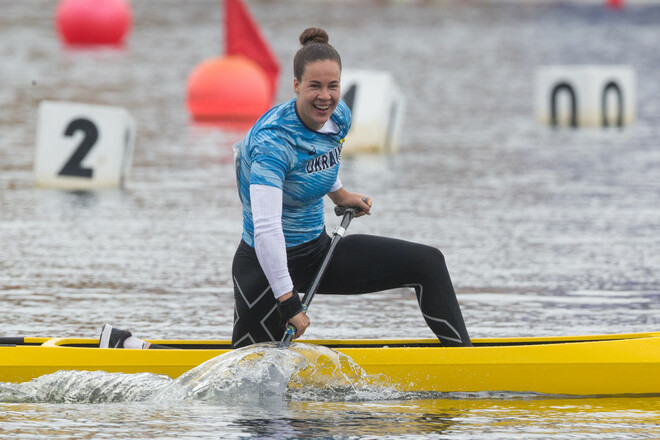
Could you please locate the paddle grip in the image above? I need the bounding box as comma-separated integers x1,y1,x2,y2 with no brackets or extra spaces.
334,206,359,216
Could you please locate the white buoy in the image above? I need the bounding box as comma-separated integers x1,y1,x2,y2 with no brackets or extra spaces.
340,69,405,154
535,65,635,128
34,101,135,189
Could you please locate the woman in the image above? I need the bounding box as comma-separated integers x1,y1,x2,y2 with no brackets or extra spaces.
231,27,472,348
98,27,471,350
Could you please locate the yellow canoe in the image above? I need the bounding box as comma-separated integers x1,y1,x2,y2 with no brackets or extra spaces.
2,332,659,396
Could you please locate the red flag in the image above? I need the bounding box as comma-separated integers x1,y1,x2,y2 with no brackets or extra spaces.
225,0,280,102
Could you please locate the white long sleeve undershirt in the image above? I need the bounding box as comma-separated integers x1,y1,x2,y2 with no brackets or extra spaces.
251,184,292,298
250,179,342,298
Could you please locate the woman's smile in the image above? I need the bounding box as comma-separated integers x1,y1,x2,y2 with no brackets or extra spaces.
294,59,341,130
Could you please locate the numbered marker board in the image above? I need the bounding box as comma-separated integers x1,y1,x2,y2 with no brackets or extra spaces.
34,101,135,189
535,65,636,128
340,69,405,155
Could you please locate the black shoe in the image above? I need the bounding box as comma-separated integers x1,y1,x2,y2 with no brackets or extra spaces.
99,324,132,348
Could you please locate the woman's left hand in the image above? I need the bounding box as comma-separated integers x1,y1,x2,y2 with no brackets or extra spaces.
328,188,372,217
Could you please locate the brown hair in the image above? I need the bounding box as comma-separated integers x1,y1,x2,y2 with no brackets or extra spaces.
293,27,342,81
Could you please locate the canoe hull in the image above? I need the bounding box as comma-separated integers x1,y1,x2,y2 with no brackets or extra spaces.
344,336,660,395
2,333,659,396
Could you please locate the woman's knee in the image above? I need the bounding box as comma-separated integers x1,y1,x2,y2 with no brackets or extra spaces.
406,243,447,270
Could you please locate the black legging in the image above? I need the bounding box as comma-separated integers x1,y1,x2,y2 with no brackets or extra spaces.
231,231,471,348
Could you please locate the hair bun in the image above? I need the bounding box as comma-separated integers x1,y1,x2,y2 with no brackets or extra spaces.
299,27,329,45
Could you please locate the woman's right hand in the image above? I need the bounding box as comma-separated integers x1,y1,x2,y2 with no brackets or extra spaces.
328,187,372,217
288,311,310,339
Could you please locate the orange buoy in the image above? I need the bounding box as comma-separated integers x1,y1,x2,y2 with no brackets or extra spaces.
56,0,132,46
186,55,271,123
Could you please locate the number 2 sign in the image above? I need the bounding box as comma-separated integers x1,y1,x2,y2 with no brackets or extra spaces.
34,101,135,189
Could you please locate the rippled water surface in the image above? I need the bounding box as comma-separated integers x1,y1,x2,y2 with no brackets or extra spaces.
1,0,659,438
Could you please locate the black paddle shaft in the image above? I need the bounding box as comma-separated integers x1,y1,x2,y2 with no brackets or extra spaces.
280,206,357,345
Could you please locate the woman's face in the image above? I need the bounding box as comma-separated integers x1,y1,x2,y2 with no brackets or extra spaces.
294,59,341,131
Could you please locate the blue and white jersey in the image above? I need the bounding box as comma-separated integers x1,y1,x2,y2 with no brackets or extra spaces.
235,98,351,247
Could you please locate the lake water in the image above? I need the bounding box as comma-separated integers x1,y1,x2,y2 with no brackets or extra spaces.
1,0,659,438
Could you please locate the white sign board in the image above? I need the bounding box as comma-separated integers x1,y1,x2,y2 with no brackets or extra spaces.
341,69,405,154
535,65,635,128
34,101,135,189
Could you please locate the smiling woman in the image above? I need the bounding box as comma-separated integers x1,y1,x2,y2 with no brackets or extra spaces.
228,27,472,350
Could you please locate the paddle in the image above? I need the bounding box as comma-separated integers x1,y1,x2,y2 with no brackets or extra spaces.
280,206,358,347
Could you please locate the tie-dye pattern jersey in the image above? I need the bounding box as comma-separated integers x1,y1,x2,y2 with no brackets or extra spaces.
235,98,351,247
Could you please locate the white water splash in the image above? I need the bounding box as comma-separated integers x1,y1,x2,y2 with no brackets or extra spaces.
0,370,170,404
156,343,306,403
0,343,395,404
157,342,395,404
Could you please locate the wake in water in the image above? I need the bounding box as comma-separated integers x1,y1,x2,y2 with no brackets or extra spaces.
0,371,170,404
0,343,398,404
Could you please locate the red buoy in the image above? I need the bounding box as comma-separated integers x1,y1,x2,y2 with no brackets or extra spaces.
56,0,132,46
186,55,271,123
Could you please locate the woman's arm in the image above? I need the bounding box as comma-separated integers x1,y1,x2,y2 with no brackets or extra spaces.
250,184,310,338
